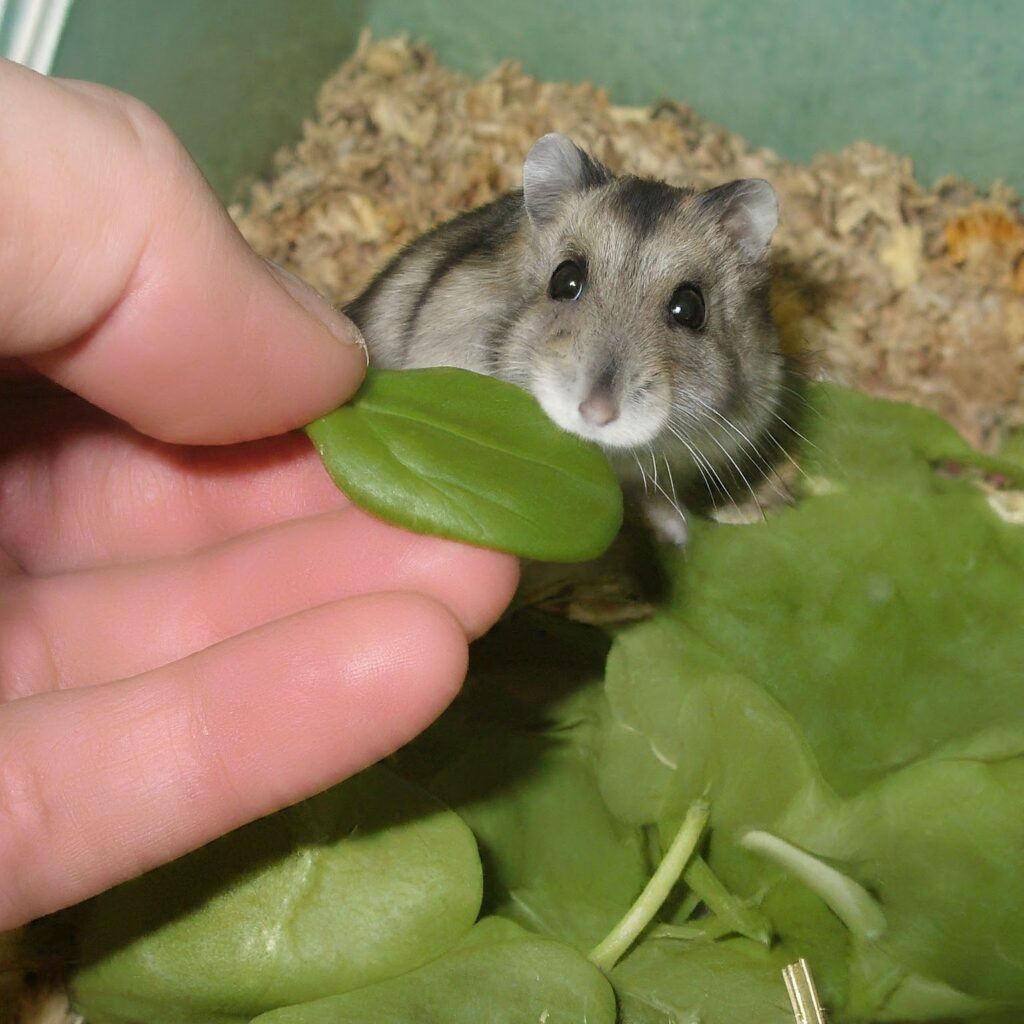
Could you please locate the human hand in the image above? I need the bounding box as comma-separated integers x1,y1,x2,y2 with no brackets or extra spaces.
0,60,519,930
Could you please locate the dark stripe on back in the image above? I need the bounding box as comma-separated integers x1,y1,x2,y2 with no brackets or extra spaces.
402,192,525,355
344,256,396,332
344,191,526,362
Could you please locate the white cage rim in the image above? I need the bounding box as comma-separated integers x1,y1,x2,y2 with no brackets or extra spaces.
1,0,75,74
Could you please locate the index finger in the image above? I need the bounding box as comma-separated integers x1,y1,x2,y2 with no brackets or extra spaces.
0,59,366,445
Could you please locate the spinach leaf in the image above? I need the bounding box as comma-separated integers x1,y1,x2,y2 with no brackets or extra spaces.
69,767,482,1024
251,918,617,1024
428,734,650,952
306,367,623,561
611,937,795,1024
794,383,1024,495
394,611,651,953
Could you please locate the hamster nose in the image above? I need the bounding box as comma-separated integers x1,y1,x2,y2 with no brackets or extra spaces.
579,389,620,427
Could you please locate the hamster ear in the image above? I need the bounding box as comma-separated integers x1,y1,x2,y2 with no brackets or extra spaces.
522,133,611,226
697,179,779,261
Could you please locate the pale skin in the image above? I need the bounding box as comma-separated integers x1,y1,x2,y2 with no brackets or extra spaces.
0,60,519,930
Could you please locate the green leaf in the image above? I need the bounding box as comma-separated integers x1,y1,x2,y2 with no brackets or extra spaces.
666,489,1024,799
844,757,1024,1004
795,383,1024,495
305,367,623,561
999,427,1024,470
738,831,886,941
69,766,482,1024
393,611,650,954
611,937,794,1024
250,918,617,1024
429,735,650,953
62,384,1024,1024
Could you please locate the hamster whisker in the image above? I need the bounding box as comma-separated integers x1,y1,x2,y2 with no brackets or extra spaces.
662,454,679,508
658,423,715,504
669,410,761,522
774,379,814,410
680,446,719,513
765,429,815,482
632,451,651,495
646,445,660,492
689,397,790,503
691,420,767,522
672,403,766,515
639,444,685,521
763,428,813,483
751,407,819,483
768,406,819,452
663,420,729,513
743,394,814,481
649,472,687,526
667,413,730,494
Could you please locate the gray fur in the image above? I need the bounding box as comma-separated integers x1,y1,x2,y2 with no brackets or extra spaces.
345,134,784,542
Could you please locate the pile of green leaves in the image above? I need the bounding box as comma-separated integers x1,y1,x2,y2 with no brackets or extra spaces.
67,378,1024,1023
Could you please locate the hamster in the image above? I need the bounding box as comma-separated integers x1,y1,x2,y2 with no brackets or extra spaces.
345,132,784,544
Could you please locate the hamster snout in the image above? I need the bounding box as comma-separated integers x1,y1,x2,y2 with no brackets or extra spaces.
529,334,674,449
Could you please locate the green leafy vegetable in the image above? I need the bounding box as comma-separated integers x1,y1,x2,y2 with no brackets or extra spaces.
251,918,617,1024
793,382,1024,494
428,735,651,952
611,937,795,1024
739,831,886,941
305,367,623,561
70,767,482,1024
395,611,651,954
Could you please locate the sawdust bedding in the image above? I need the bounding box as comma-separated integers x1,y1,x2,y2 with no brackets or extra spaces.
233,29,1024,453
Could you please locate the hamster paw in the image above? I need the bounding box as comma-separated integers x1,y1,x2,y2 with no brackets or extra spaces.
642,493,689,547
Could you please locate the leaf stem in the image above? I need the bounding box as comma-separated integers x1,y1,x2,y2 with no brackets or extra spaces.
589,800,709,973
740,830,886,940
648,915,733,942
683,855,772,945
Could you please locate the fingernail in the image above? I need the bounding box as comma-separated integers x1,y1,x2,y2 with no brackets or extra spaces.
265,258,369,363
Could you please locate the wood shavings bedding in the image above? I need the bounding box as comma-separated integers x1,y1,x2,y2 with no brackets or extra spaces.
232,30,1024,451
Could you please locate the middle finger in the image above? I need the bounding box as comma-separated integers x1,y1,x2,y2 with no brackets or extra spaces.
2,506,519,699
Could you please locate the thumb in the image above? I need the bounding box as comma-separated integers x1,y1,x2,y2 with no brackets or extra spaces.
1,60,366,444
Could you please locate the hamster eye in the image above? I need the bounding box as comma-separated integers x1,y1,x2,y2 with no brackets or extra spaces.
549,260,587,301
669,283,706,329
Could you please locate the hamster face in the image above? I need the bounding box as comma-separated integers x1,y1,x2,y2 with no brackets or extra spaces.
495,175,783,469
346,131,785,524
